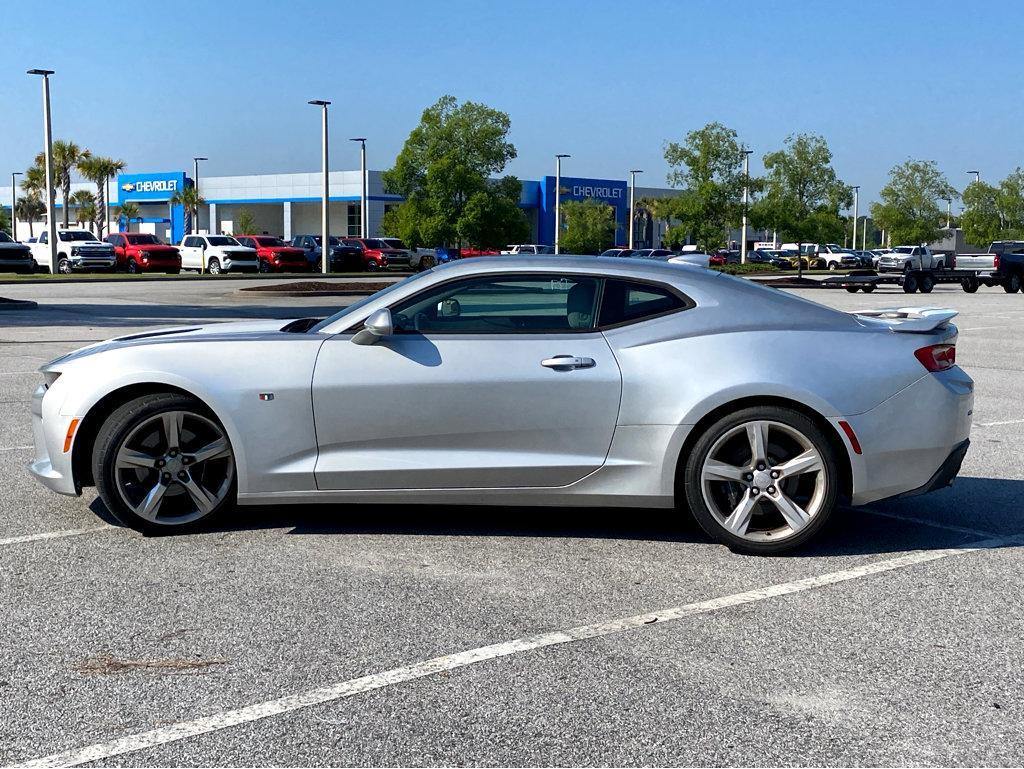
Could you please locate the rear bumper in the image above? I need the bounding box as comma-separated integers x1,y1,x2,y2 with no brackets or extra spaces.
843,367,974,505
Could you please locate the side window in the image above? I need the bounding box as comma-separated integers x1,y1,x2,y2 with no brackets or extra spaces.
39,231,47,244
390,275,600,334
599,279,690,327
237,237,251,247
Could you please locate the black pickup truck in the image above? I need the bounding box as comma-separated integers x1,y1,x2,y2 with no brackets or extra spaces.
955,241,1024,292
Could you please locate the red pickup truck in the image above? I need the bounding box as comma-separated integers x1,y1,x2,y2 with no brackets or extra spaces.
104,233,181,273
234,235,310,272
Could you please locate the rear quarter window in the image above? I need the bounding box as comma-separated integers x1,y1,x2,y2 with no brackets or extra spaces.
598,279,691,327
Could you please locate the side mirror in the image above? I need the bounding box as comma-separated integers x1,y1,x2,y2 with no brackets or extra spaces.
352,308,393,346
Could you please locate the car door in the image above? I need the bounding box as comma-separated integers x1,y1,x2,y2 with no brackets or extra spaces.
106,234,126,267
311,273,622,490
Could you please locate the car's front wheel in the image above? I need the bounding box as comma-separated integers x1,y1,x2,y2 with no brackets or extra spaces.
1004,273,1021,293
207,258,222,275
57,258,71,274
683,406,838,554
93,393,236,534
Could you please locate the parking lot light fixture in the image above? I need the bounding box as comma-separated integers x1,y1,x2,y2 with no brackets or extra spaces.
11,172,22,242
27,68,57,269
851,185,860,253
968,170,980,184
554,154,570,254
309,100,331,274
350,139,367,237
740,150,752,264
192,157,208,234
628,170,642,250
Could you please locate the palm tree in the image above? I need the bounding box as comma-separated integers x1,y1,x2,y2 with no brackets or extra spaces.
117,201,140,232
35,140,88,228
78,155,125,237
170,186,205,234
70,190,96,230
15,196,46,238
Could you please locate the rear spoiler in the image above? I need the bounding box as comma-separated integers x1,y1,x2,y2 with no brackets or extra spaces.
854,306,959,333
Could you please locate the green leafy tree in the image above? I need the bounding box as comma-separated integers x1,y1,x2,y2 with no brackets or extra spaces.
456,177,530,248
0,205,10,235
960,181,1002,246
662,122,746,251
234,208,257,235
117,201,140,232
870,160,957,246
750,133,852,275
70,189,96,230
170,186,206,234
996,168,1024,236
33,140,88,227
560,199,616,254
77,155,125,237
15,195,46,238
382,95,524,248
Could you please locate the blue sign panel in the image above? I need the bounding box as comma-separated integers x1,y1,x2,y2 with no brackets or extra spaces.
538,175,628,246
117,171,188,203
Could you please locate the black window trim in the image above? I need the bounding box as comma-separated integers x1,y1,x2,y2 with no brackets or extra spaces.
373,270,695,336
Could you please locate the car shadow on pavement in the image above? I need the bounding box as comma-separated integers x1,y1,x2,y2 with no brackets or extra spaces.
88,476,1024,557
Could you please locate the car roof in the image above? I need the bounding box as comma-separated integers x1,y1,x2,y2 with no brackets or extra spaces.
435,254,725,286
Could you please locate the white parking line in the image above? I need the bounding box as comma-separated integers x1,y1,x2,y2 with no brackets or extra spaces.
15,532,1020,769
0,445,33,452
0,525,114,548
976,418,1024,427
863,508,997,538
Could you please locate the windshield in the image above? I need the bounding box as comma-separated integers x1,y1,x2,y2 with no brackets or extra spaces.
310,271,438,333
126,234,161,245
893,247,915,254
381,238,406,249
0,232,12,243
256,237,286,247
58,231,96,242
207,236,240,246
363,239,391,249
311,236,341,246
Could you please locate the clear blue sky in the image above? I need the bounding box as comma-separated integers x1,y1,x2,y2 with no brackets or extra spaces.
3,0,1022,209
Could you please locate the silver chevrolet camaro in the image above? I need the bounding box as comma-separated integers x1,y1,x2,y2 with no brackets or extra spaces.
29,257,974,554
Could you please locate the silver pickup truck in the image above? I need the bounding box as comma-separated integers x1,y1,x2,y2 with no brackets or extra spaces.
955,240,1024,272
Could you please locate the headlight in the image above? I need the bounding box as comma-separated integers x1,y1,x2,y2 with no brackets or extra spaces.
71,246,80,255
139,251,150,259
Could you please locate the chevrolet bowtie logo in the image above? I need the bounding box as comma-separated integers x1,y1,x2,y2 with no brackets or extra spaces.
121,182,136,191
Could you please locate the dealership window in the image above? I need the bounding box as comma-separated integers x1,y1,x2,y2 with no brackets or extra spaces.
347,205,361,236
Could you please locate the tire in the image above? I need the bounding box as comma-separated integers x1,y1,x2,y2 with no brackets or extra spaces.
682,405,838,555
57,257,71,275
903,262,913,273
845,286,859,293
127,260,139,274
829,262,839,272
862,284,876,293
1003,273,1021,293
366,261,381,272
419,254,437,271
207,258,222,275
920,274,935,293
962,277,980,293
92,393,236,535
258,258,270,273
902,274,919,293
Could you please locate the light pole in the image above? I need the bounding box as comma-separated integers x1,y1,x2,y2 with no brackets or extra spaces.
28,69,57,270
350,138,367,237
11,172,22,242
309,100,331,274
945,197,952,229
740,149,752,264
628,170,642,249
554,154,570,254
851,185,860,253
967,170,980,184
192,156,207,234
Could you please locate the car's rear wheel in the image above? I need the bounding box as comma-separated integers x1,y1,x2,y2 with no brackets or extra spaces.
962,277,980,293
1003,273,1021,293
903,274,919,293
93,393,235,534
683,406,838,555
920,274,935,293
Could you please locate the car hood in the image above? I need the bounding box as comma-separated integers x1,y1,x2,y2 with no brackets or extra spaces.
215,247,256,256
132,244,178,252
43,319,305,370
268,247,306,256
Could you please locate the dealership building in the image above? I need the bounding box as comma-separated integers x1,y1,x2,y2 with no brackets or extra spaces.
2,166,690,247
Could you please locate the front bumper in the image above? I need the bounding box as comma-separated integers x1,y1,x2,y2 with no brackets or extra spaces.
28,383,79,496
223,260,259,272
0,257,34,271
71,258,116,271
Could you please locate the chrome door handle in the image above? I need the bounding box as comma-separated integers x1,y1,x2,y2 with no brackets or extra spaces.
541,355,596,370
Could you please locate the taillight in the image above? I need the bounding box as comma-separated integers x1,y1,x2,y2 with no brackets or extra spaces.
994,254,1000,271
915,344,956,372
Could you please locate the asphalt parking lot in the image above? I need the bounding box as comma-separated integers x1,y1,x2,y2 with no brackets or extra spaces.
1,278,1023,767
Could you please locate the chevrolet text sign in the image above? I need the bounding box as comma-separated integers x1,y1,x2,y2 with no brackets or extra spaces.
117,171,187,203
544,175,628,207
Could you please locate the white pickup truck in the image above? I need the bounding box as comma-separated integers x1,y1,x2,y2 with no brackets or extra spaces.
876,246,946,273
30,229,117,274
177,234,258,274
